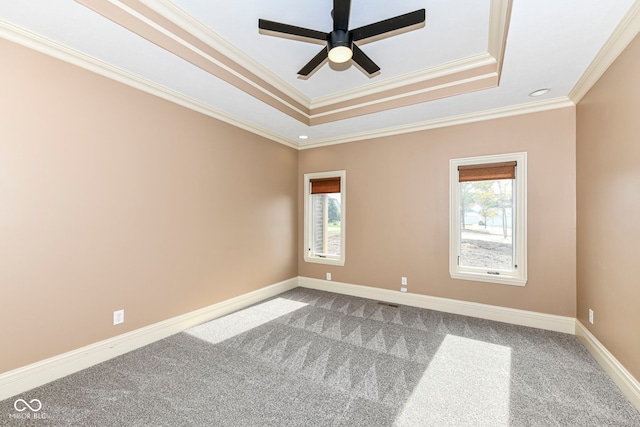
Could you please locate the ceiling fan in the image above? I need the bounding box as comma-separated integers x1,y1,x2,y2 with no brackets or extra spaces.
258,0,426,77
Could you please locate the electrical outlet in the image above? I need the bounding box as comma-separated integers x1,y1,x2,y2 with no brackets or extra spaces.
113,309,124,325
400,287,407,293
326,272,331,281
401,277,407,286
588,309,594,324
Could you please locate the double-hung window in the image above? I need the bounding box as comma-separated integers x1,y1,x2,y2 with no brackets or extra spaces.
304,171,346,266
449,153,527,286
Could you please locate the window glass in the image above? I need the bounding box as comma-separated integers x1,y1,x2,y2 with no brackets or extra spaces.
310,193,342,257
459,179,514,272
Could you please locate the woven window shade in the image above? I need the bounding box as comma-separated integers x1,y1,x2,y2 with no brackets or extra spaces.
310,177,341,194
458,161,516,182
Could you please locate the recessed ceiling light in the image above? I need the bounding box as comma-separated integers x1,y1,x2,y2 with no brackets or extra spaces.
529,88,550,97
298,135,308,140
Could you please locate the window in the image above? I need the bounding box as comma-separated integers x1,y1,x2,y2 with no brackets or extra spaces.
449,153,527,286
304,170,346,266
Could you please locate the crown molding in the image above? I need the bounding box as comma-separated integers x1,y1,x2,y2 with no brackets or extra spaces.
303,0,510,121
488,0,512,77
137,0,311,109
0,18,297,149
77,0,310,122
309,72,498,122
311,52,496,108
78,0,511,125
309,0,512,112
299,97,575,150
569,0,640,104
0,16,575,153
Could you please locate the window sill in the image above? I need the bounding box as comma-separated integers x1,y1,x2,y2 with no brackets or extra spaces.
304,255,345,266
450,271,526,286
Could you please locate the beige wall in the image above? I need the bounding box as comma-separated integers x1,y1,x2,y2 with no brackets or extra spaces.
576,34,640,381
0,40,298,374
299,108,577,316
10,25,639,387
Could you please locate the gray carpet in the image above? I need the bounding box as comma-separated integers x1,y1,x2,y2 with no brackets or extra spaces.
2,288,640,426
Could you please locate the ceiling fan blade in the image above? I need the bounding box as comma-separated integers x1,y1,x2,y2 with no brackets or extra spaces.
351,9,426,42
351,44,380,75
259,19,327,42
298,48,329,76
332,0,351,31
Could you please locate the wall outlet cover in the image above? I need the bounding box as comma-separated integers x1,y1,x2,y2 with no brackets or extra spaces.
113,309,125,325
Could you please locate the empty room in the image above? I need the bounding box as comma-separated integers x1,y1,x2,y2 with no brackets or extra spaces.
1,0,639,425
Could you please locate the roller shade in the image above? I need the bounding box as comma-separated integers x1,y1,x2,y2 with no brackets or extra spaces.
310,177,341,194
458,161,516,182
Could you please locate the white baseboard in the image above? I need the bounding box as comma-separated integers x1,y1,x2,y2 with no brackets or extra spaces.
0,277,298,402
575,320,640,412
297,276,576,334
6,275,637,415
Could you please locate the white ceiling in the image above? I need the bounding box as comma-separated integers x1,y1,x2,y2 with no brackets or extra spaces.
1,1,639,148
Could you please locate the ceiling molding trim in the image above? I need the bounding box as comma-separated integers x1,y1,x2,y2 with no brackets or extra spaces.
488,0,513,78
0,19,297,149
309,73,498,121
137,0,311,108
78,0,311,122
569,0,640,104
308,75,498,125
299,97,575,150
311,52,496,108
76,0,513,127
311,0,512,110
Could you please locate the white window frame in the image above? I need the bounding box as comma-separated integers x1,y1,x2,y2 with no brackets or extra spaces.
303,170,346,266
449,152,527,286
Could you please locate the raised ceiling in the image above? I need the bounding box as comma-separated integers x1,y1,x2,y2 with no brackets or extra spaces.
1,1,639,148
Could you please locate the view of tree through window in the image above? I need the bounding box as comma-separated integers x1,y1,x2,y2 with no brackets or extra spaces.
311,193,341,256
459,179,514,271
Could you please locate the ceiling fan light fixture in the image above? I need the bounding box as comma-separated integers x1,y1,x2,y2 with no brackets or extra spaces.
328,45,352,63
327,29,352,63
